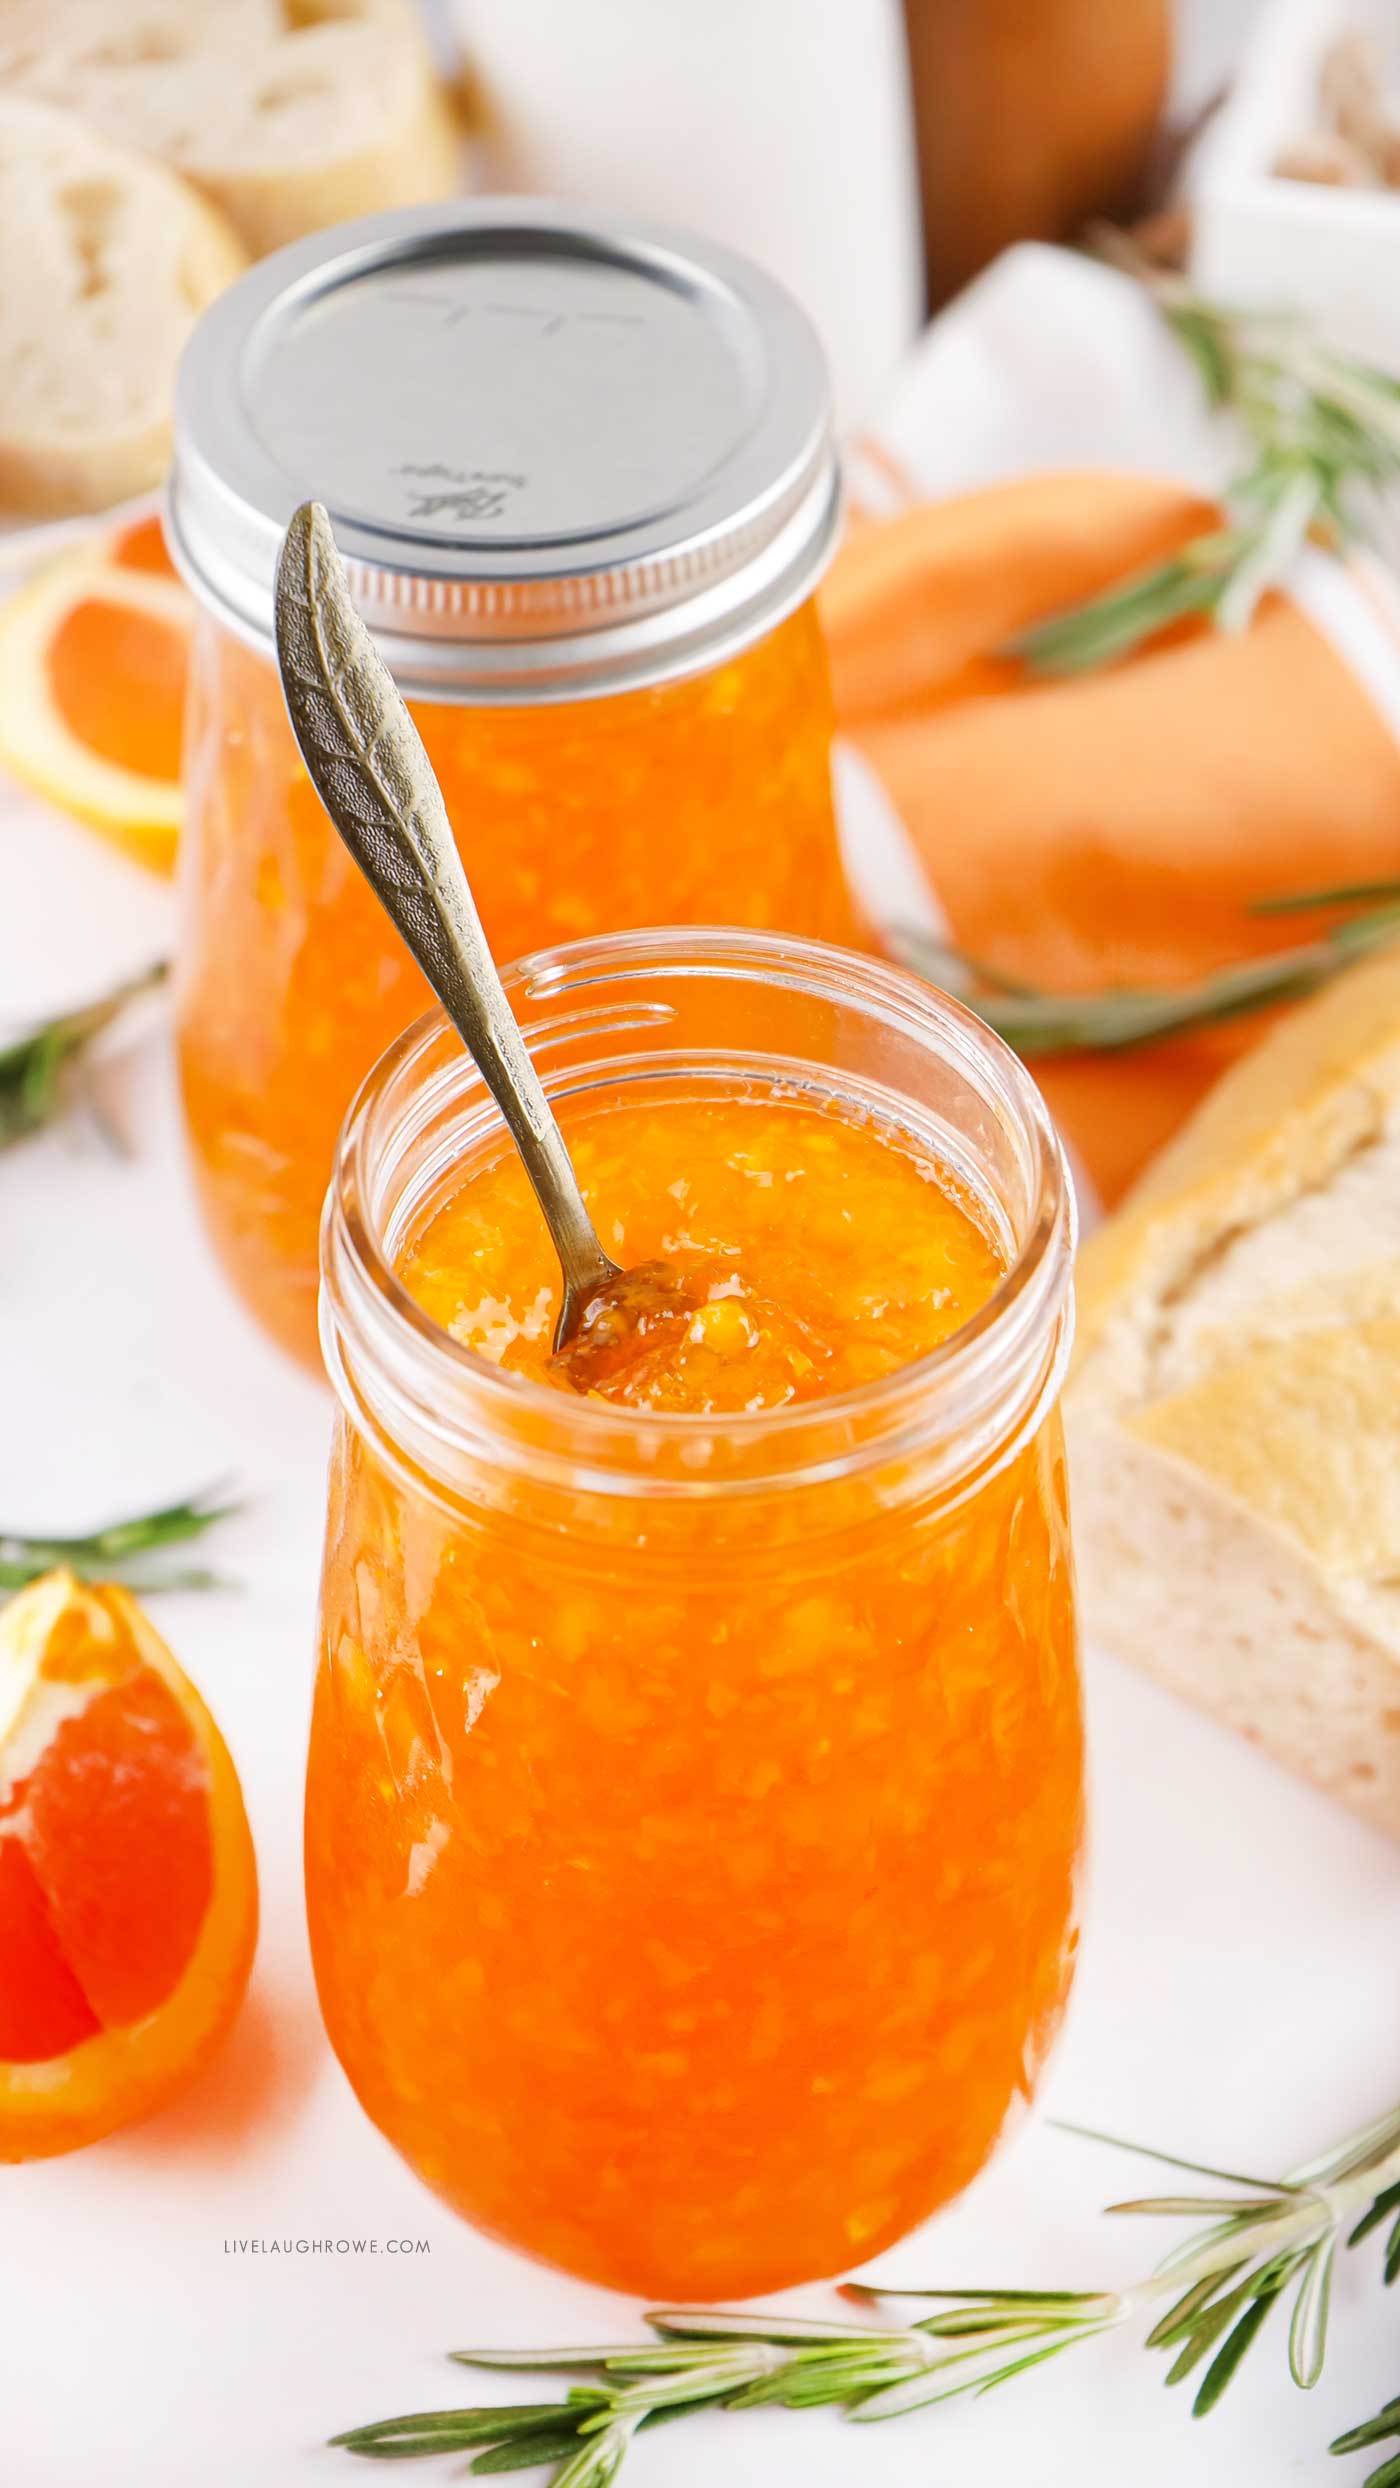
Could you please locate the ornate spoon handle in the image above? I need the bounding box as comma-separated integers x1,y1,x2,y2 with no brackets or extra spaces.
274,500,618,1344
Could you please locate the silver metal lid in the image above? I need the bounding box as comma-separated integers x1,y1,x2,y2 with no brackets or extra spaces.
167,200,839,704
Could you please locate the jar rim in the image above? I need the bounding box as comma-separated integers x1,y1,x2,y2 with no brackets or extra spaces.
322,928,1076,1504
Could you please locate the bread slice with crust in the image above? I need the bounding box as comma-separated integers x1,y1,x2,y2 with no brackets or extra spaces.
0,0,462,259
1066,944,1400,1839
0,98,246,515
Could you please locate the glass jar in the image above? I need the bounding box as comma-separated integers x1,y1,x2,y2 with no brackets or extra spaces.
308,930,1082,2299
167,204,853,1367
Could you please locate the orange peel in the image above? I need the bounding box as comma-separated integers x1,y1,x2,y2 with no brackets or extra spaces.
0,514,190,873
0,1569,257,2159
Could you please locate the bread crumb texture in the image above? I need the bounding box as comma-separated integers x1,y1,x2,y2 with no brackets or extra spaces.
0,97,245,512
1067,948,1400,1837
0,2,461,256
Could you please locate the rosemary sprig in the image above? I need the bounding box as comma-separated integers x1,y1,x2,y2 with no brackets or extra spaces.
897,876,1400,1058
0,1488,240,1595
1329,2157,1400,2483
0,961,168,1150
1335,2394,1400,2488
1012,252,1400,676
332,2100,1400,2480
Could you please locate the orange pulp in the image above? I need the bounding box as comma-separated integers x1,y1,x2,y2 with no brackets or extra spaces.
0,513,189,873
306,1089,1083,2296
0,1572,257,2158
176,602,855,1368
48,516,189,790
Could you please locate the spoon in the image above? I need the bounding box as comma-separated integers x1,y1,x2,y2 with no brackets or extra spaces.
273,500,702,1375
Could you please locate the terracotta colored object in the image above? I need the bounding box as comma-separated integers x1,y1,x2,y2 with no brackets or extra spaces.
901,0,1171,303
823,470,1400,1203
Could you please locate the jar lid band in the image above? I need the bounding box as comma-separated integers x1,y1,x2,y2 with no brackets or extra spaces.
168,200,840,703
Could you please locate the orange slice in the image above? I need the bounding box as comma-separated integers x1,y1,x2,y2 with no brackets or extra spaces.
0,513,192,874
0,1570,257,2159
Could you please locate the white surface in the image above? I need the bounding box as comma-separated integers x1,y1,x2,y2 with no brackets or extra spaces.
1192,0,1400,369
1175,0,1272,111
5,6,1397,2477
3,782,1400,2488
448,0,923,429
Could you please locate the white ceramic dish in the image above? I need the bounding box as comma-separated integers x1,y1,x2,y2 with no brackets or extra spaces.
1192,0,1400,368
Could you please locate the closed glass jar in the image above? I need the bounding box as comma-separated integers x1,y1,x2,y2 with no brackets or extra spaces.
168,205,853,1366
308,930,1083,2299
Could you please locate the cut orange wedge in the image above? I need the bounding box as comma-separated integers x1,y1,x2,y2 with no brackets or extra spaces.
0,514,193,874
0,1570,257,2159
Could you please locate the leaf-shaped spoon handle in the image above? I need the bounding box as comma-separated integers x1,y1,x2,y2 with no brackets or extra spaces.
274,500,619,1347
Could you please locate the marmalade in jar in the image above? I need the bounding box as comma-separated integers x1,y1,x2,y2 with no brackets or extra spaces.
176,604,851,1367
306,1080,1082,2298
168,201,853,1370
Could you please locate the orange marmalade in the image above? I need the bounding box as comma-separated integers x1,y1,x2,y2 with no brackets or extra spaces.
176,605,850,1367
306,935,1082,2298
167,201,854,1371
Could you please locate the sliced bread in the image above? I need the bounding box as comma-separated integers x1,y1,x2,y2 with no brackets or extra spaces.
0,1,462,259
1066,944,1400,1839
0,98,246,515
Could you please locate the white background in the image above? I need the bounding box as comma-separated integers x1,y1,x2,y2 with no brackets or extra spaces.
6,3,1399,2483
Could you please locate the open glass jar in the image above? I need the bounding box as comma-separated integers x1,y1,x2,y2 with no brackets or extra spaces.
167,204,852,1367
308,930,1082,2299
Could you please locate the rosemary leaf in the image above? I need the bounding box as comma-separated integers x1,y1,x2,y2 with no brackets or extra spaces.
471,2435,604,2476
649,2307,901,2342
1145,2263,1250,2354
1360,2188,1400,2247
1289,2234,1336,2391
1106,2194,1280,2218
1009,260,1400,679
0,1487,240,1596
1191,2289,1282,2417
1163,2275,1260,2389
1334,2395,1400,2457
331,2404,597,2456
0,962,167,1151
1051,2122,1309,2193
844,2284,1115,2310
1009,536,1240,678
1291,2102,1400,2189
1150,2212,1278,2282
1253,878,1400,916
896,885,1400,1061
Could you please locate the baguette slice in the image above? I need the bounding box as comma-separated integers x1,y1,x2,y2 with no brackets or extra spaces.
1066,945,1400,1839
0,1,462,259
0,99,247,516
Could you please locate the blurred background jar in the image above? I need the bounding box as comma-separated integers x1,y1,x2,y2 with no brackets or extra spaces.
167,203,852,1369
900,0,1173,303
451,0,924,427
